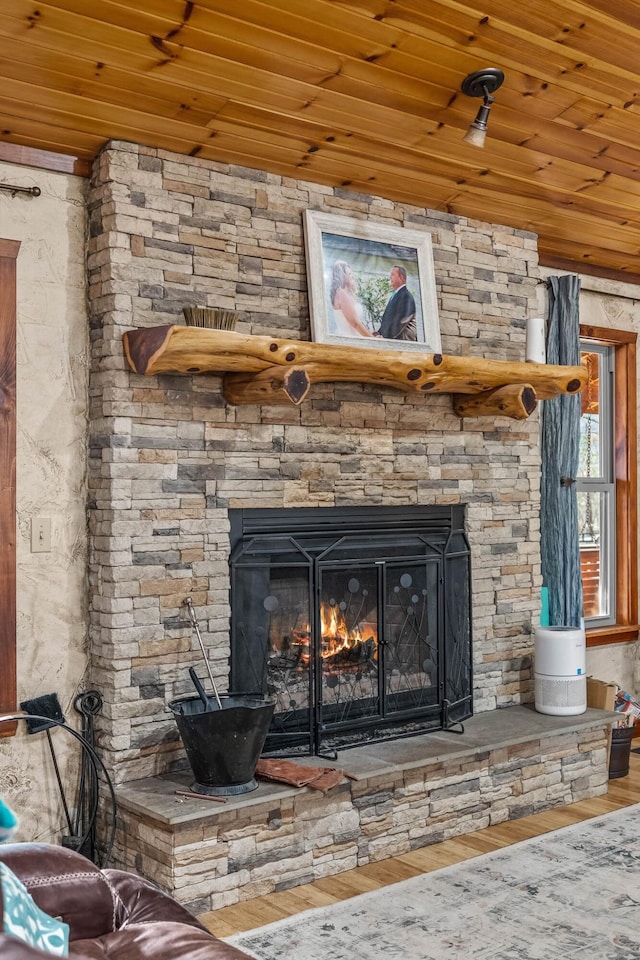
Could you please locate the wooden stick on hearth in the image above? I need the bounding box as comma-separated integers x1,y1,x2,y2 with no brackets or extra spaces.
175,789,227,804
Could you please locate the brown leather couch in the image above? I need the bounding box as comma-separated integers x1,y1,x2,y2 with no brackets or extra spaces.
0,843,250,960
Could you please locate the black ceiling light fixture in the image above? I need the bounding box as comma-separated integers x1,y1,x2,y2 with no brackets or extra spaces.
461,68,505,147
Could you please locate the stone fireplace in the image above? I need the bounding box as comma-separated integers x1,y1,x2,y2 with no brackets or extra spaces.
87,140,544,789
229,504,472,755
84,142,611,910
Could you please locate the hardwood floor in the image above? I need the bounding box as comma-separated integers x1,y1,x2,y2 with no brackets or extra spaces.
201,752,640,938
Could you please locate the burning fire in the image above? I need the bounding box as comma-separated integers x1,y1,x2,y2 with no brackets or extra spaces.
291,601,377,662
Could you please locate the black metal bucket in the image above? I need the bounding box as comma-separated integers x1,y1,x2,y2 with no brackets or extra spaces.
169,695,275,795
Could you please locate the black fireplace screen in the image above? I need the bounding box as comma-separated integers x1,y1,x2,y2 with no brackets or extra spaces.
229,506,472,756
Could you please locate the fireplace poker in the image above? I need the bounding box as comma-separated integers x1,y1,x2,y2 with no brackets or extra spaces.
175,789,227,804
184,597,223,710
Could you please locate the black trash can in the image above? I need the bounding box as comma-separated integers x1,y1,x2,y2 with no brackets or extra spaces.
609,724,634,780
169,695,275,795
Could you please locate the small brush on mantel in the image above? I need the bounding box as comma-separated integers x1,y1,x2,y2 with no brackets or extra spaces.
182,307,238,330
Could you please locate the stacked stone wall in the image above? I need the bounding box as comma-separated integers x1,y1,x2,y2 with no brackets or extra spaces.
87,140,543,784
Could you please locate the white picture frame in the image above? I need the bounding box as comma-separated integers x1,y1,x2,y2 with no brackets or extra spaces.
303,210,441,353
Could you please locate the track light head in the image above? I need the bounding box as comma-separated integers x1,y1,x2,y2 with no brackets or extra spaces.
461,68,505,148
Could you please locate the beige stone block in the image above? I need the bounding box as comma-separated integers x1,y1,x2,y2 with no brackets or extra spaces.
311,853,359,876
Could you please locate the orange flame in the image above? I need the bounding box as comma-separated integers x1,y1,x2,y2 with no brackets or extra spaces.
291,602,377,662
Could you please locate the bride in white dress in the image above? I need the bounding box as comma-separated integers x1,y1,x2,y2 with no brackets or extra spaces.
330,261,373,338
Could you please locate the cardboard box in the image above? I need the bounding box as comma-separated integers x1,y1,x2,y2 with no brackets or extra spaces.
587,676,617,712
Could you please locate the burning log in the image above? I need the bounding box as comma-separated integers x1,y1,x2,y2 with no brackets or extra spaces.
321,635,377,668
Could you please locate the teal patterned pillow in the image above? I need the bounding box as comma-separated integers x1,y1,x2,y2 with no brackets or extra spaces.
1,863,69,957
0,798,17,842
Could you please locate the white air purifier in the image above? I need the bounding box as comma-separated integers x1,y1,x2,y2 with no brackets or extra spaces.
534,625,587,716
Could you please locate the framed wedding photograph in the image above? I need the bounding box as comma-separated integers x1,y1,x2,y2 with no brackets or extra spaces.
303,210,441,353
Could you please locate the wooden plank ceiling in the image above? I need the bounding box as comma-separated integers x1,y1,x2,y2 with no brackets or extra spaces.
2,0,640,279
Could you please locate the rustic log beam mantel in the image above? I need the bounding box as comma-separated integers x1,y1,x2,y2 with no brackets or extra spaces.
453,384,538,421
122,325,587,419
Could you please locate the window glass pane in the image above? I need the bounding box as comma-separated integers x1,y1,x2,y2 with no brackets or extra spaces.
578,490,607,619
579,351,601,478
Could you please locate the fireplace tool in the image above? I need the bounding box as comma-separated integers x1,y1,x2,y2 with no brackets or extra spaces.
168,597,275,796
184,596,222,710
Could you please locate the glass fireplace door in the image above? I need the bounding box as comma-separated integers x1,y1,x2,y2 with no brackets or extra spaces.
383,560,441,717
316,563,381,741
230,536,315,755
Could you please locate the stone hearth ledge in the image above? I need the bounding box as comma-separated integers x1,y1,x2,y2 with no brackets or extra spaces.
116,705,615,824
113,704,616,912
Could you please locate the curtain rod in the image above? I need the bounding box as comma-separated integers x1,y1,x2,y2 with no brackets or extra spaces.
0,182,41,198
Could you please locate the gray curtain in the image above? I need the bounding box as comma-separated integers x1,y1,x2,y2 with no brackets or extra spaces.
540,275,583,627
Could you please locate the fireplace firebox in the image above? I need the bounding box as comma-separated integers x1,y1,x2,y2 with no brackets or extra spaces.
229,505,472,756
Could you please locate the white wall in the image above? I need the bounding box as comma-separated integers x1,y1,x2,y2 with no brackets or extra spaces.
0,160,89,841
540,266,640,697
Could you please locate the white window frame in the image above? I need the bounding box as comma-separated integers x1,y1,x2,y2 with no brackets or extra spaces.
577,342,616,628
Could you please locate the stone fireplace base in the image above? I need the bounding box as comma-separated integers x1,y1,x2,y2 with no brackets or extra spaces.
113,706,613,914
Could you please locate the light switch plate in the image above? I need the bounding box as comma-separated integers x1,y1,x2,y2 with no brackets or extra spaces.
31,517,52,553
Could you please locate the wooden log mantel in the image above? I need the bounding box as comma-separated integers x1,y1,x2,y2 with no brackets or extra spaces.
122,325,587,419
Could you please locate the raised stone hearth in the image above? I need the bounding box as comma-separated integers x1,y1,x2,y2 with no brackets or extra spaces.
113,706,613,913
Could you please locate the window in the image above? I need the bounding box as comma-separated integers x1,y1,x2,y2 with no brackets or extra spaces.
579,326,638,646
578,345,615,625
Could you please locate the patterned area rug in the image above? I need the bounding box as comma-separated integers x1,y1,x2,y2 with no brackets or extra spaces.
226,804,640,960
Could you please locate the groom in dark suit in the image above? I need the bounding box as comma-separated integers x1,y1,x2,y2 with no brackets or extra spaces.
377,265,417,341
